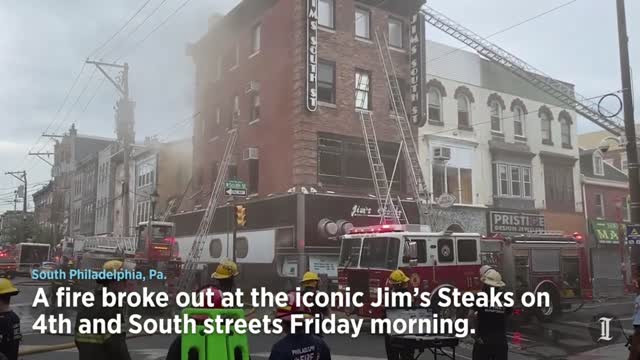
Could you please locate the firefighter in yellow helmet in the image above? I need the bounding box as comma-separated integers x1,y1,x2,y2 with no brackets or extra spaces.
299,271,330,324
210,258,239,292
74,260,131,360
385,270,414,360
470,268,511,360
0,278,21,360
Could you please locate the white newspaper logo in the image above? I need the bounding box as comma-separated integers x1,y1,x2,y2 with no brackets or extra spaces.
598,317,613,341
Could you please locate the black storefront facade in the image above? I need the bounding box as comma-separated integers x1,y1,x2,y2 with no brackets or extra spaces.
169,191,418,290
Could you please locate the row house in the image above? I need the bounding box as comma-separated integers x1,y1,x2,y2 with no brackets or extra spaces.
179,0,424,288
418,40,584,236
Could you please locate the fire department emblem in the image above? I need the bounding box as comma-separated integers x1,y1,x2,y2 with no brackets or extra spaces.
441,245,451,257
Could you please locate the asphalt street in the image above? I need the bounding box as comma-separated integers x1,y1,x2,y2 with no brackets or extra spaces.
8,277,636,359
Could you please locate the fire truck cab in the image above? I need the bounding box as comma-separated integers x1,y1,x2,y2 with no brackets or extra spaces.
337,224,483,318
481,231,591,322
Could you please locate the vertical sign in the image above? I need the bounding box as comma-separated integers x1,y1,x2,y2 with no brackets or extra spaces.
409,12,426,127
306,0,319,112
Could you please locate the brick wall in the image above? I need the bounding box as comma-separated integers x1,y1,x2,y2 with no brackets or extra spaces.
584,183,629,222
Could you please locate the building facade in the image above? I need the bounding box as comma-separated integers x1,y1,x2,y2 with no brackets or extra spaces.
32,182,54,228
94,144,121,235
179,0,424,286
418,40,584,236
580,149,630,298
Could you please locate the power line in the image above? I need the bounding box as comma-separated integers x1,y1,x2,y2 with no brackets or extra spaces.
103,0,171,60
427,0,580,65
89,0,155,60
116,0,196,61
75,78,107,127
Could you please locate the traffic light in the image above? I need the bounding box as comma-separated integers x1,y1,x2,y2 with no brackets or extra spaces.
235,205,246,227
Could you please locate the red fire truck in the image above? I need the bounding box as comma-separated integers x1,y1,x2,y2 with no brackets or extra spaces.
481,231,592,322
337,225,591,322
74,221,182,296
338,224,484,318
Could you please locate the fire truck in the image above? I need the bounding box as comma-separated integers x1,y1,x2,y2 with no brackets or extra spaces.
337,224,590,322
71,221,182,296
338,224,484,318
482,231,592,322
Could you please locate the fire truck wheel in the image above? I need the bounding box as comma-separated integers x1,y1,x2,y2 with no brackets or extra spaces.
535,287,560,322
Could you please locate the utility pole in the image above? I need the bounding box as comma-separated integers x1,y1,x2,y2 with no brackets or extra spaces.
86,59,134,236
616,0,640,275
5,171,27,213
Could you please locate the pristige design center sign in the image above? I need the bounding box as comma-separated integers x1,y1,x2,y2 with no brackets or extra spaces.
306,0,318,112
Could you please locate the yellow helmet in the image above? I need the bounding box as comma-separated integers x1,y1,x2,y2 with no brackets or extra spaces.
300,271,320,284
388,269,410,285
0,278,19,297
103,260,124,271
212,259,239,279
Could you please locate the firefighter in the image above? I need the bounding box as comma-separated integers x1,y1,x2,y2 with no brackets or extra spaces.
384,270,414,360
269,293,331,360
74,260,131,360
0,278,21,360
300,272,330,319
470,268,511,360
165,259,239,360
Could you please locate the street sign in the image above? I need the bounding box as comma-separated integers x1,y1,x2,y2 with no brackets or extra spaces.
626,224,640,245
225,180,247,197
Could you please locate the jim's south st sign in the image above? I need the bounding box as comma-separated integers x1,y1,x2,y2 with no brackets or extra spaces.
409,12,426,127
307,0,318,112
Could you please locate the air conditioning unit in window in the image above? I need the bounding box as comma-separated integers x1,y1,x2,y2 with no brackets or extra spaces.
243,147,259,160
433,146,451,160
245,81,260,94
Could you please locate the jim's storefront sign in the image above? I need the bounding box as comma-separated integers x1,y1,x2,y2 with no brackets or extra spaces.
306,0,318,112
409,12,426,127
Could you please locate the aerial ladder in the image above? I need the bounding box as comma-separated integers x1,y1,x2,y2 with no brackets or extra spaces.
374,31,432,225
176,129,238,292
421,6,625,136
161,177,192,221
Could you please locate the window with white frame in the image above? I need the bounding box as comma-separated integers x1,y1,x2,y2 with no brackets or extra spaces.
490,100,502,132
593,152,604,176
355,69,371,110
513,105,526,138
621,154,628,172
250,92,260,122
216,107,221,125
318,0,334,29
594,193,605,218
137,163,155,188
495,163,532,198
456,94,470,128
541,112,552,143
355,7,370,39
388,18,403,48
318,60,336,104
428,88,442,123
560,117,571,147
432,145,473,204
251,23,261,54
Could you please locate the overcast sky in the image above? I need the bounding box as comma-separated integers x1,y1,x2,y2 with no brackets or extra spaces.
0,0,638,212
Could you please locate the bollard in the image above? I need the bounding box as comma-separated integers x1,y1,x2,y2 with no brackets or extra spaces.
181,308,250,360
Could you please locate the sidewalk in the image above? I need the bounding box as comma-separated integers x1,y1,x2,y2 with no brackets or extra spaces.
568,343,628,359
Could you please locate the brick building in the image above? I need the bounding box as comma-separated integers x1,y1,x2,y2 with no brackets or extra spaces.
176,0,424,288
580,149,630,297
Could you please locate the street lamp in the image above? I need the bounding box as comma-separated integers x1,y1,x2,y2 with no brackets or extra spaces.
150,190,159,221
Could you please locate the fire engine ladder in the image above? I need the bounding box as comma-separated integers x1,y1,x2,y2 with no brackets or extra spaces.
375,31,431,222
82,236,137,256
176,129,238,292
421,6,625,136
359,111,405,224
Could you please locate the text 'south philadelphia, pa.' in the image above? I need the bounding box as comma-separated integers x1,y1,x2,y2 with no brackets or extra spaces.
30,269,166,282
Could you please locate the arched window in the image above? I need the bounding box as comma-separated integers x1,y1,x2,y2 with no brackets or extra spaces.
446,224,464,233
540,112,552,143
456,94,470,128
559,111,572,147
513,105,526,138
428,88,442,123
490,100,502,132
